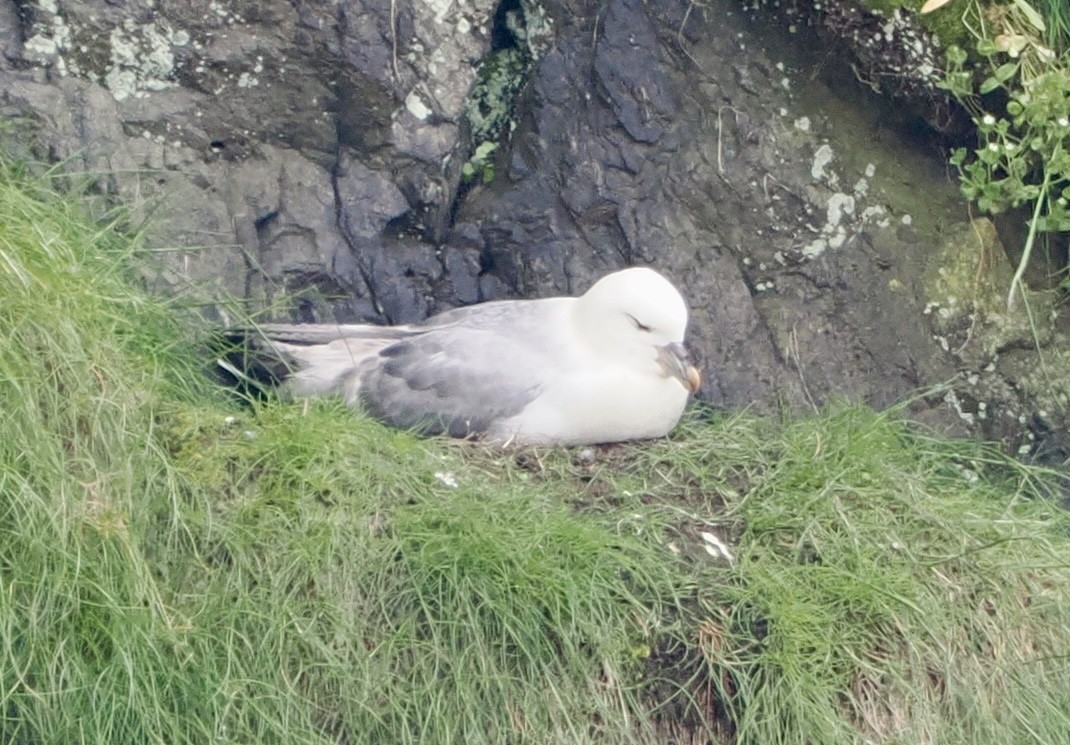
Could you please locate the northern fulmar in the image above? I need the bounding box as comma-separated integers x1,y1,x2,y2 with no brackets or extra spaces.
222,267,701,445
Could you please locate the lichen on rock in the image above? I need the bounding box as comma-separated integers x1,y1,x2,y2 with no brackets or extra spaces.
923,218,1054,358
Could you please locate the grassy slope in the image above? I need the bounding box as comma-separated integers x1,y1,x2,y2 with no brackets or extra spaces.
2,161,1070,744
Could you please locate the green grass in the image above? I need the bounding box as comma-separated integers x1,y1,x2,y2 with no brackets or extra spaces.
2,159,1070,744
630,412,1070,743
1031,0,1070,51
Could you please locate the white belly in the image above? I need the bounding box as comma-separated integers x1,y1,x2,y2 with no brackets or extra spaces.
489,370,690,446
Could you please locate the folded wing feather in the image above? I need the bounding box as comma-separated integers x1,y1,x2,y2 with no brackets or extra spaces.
230,300,564,438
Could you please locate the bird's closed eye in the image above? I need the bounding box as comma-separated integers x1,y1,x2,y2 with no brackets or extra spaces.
626,314,653,333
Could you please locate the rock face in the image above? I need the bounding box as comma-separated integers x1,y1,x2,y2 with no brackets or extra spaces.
1,0,1066,457
2,0,503,321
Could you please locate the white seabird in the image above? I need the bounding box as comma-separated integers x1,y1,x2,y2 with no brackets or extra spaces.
225,267,701,445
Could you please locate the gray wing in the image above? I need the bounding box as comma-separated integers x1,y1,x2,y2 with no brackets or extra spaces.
357,303,561,438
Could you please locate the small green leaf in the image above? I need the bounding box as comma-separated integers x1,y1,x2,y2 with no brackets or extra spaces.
979,77,1001,95
1049,150,1070,172
472,141,498,161
946,45,968,65
994,62,1019,83
1034,209,1070,231
977,147,1000,166
1017,184,1041,201
1009,0,1046,33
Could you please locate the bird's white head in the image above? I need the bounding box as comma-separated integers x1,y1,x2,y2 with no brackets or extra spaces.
574,267,700,393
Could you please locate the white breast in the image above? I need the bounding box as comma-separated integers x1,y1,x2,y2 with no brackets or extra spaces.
488,365,690,445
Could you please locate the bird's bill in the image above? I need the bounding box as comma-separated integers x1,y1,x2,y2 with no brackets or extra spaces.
656,342,702,393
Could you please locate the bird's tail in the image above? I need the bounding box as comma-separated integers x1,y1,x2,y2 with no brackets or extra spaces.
213,328,297,398
215,324,408,401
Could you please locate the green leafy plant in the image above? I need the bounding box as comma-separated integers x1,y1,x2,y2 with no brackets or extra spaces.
460,2,554,185
460,140,498,184
930,0,1070,305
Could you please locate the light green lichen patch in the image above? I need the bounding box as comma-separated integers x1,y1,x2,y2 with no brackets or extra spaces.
923,218,1054,355
102,19,187,101
510,0,555,58
800,145,889,260
20,1,72,70
850,0,973,50
21,2,190,102
1015,346,1070,413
